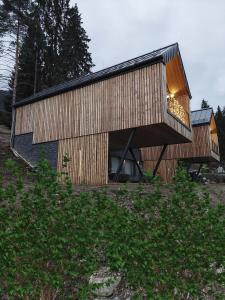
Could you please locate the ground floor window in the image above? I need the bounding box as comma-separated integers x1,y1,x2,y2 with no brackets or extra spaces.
109,156,137,176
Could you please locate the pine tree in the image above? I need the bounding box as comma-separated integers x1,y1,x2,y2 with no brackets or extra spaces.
37,0,71,87
15,3,46,100
3,0,93,102
0,0,32,145
215,106,225,164
0,0,32,100
15,26,43,99
13,0,93,96
201,99,210,109
59,4,94,81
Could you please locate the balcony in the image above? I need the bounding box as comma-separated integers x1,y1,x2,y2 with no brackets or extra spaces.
167,93,190,128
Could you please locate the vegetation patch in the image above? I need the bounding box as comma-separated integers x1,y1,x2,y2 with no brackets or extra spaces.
0,159,225,299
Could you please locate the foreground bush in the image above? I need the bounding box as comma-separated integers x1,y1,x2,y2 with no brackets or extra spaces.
0,159,224,299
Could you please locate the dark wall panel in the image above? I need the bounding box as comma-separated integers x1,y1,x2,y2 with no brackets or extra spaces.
14,133,58,168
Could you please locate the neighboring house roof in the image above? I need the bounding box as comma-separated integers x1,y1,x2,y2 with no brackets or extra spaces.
15,42,191,108
191,108,213,126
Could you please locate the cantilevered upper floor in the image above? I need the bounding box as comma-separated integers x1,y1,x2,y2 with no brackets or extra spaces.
142,108,220,164
13,43,193,184
15,43,192,149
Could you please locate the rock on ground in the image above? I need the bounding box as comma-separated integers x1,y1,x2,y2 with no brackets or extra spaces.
89,267,121,297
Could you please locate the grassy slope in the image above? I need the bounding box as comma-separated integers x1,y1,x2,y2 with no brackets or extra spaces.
0,125,29,183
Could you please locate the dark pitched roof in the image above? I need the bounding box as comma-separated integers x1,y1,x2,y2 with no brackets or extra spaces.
191,108,213,126
15,42,191,108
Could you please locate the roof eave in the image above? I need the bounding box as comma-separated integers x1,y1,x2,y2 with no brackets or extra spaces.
177,49,192,99
192,122,211,127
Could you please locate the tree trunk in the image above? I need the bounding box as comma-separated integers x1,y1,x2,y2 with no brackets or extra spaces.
33,43,38,95
10,19,20,147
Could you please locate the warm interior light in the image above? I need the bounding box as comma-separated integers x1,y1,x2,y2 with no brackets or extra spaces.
167,94,186,124
167,93,175,99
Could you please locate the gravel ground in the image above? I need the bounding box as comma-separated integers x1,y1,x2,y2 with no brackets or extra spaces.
205,183,225,205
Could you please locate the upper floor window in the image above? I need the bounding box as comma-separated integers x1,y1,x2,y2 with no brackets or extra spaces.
167,91,190,127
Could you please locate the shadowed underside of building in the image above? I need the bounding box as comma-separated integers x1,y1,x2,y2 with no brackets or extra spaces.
13,43,192,185
142,108,220,182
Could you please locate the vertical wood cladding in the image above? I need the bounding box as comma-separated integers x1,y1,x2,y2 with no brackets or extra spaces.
144,159,177,182
15,105,33,135
165,112,192,142
57,133,108,185
142,125,211,162
15,63,166,143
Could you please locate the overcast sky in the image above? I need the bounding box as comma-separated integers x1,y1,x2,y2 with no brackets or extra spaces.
72,0,225,111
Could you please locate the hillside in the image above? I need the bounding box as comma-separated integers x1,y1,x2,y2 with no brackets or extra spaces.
0,125,11,163
0,125,225,299
0,125,29,182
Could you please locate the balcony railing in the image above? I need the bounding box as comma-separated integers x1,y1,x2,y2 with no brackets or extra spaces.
212,141,220,155
167,97,190,128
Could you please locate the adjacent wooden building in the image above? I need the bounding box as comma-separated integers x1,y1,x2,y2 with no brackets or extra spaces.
13,43,192,185
142,108,220,181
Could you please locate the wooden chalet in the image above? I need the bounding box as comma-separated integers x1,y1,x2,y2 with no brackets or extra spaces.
13,43,192,185
142,108,220,181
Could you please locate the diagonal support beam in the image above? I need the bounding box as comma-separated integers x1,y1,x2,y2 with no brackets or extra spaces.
128,148,144,178
114,128,136,182
153,144,168,177
197,163,203,177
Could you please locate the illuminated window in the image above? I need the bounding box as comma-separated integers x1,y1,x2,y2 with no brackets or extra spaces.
167,92,186,125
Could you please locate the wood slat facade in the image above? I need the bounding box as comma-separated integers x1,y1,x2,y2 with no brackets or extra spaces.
57,133,108,185
15,64,164,142
15,61,192,145
15,104,33,135
144,159,178,182
14,44,193,185
142,114,220,181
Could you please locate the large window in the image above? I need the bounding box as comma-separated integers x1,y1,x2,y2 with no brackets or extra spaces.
110,157,136,176
111,157,120,173
167,89,190,127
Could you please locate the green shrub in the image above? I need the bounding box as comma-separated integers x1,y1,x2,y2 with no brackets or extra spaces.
0,161,224,299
